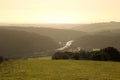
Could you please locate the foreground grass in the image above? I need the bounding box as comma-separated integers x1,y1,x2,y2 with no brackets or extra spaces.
0,57,120,80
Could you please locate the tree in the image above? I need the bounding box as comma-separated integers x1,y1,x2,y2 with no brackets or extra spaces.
52,47,120,61
90,47,120,61
52,52,72,60
72,50,91,60
100,47,120,61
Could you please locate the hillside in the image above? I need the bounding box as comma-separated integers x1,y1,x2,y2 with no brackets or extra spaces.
68,22,120,50
0,26,87,42
0,29,58,58
0,23,120,54
74,34,120,50
0,58,120,80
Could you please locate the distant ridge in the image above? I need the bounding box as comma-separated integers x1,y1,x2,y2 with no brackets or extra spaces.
0,26,86,42
71,21,120,32
0,21,120,30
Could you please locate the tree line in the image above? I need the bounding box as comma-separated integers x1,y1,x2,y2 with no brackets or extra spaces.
52,47,120,61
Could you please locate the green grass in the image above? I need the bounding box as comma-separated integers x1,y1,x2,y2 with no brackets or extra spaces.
0,57,120,80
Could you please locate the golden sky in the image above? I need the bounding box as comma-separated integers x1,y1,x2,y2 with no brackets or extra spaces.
0,0,120,24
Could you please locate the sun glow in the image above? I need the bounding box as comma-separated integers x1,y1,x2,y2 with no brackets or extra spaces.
0,0,120,24
39,15,78,24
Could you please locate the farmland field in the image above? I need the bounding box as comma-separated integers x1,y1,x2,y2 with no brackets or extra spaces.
0,57,120,80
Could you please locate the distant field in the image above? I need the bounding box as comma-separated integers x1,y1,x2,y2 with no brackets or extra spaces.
0,57,120,80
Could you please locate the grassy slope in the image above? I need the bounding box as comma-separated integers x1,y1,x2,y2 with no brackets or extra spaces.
0,58,120,80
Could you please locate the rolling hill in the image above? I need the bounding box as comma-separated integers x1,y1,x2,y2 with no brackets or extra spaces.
73,33,120,50
0,29,58,58
0,26,87,42
1,22,120,57
68,22,120,50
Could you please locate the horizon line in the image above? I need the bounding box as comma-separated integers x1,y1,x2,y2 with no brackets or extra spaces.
0,21,119,25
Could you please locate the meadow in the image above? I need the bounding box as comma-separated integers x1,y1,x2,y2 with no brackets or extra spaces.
0,57,120,80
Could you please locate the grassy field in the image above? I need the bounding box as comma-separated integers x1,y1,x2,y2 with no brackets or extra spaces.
0,57,120,80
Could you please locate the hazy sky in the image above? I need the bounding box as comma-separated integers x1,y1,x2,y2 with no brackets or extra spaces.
0,0,120,24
